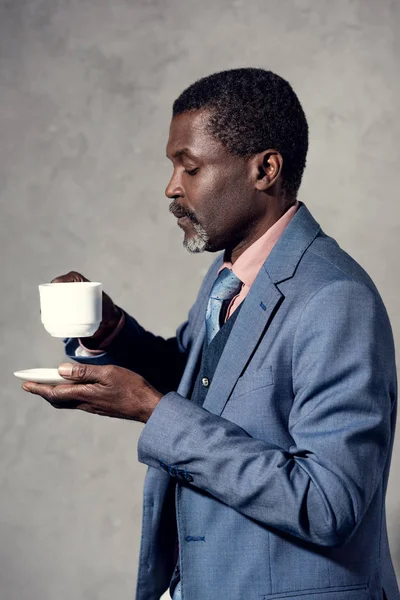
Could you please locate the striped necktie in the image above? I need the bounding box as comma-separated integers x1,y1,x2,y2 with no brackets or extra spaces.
205,267,243,345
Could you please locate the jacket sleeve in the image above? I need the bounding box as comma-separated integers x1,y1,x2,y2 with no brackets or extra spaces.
64,310,191,394
137,279,397,546
64,255,224,394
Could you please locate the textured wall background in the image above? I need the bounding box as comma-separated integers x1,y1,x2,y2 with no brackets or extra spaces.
1,1,399,598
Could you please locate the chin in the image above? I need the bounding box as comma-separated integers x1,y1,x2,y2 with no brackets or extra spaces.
183,236,208,253
183,237,223,254
182,222,211,253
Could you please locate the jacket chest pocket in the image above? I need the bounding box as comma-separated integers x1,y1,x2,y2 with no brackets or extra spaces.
232,365,274,398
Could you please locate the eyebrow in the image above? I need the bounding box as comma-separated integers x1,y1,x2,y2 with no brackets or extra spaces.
166,147,196,160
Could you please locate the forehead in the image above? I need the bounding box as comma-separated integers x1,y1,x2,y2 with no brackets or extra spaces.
166,110,225,161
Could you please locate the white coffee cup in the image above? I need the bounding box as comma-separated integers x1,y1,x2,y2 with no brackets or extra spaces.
38,282,102,338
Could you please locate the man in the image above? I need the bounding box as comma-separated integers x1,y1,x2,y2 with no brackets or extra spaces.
22,68,399,600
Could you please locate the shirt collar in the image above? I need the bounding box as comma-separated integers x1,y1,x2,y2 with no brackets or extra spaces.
218,200,300,287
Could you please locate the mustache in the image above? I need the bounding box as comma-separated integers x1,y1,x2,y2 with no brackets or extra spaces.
169,201,199,224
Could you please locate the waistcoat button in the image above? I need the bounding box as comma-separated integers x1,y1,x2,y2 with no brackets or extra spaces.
201,377,210,387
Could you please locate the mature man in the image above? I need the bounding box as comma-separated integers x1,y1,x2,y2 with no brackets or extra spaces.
22,68,399,600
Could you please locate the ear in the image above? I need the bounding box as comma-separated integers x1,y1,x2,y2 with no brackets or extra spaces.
252,150,283,192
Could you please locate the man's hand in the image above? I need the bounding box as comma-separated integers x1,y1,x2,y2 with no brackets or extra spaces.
21,364,163,423
50,271,122,348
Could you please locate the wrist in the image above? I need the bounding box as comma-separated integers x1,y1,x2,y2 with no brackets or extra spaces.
140,389,163,424
80,307,122,349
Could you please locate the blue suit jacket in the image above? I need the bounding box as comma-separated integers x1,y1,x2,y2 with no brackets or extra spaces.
65,203,399,600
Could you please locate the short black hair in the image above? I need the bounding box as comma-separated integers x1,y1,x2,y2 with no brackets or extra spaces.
172,68,308,199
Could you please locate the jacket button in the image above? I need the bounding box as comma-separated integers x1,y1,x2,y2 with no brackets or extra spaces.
201,377,209,387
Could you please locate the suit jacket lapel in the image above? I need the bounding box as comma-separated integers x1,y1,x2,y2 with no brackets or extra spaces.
202,269,282,415
202,202,321,416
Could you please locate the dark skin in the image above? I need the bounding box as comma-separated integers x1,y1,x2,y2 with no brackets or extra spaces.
22,108,293,421
166,109,292,263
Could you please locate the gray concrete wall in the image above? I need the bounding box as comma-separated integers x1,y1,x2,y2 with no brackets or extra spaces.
1,1,399,598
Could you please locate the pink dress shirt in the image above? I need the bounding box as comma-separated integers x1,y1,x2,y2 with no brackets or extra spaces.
77,201,299,355
218,200,299,322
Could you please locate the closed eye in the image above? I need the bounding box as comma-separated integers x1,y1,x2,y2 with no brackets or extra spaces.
183,168,199,176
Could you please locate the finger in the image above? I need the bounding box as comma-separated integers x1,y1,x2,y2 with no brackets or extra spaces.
21,381,85,408
58,362,111,384
22,382,56,396
50,271,89,284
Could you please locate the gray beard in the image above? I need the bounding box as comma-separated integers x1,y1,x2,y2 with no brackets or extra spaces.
183,221,209,253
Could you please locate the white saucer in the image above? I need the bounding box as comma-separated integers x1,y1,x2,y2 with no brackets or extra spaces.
14,368,79,385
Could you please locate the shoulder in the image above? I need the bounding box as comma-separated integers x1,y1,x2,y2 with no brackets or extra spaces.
292,231,395,351
290,229,385,310
301,230,379,293
278,228,394,351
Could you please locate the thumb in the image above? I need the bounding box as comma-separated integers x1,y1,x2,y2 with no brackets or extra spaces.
58,363,104,382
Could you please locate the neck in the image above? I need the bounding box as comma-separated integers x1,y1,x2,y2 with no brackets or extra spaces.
226,197,297,265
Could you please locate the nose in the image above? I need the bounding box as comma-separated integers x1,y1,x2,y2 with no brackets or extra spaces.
165,169,184,200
